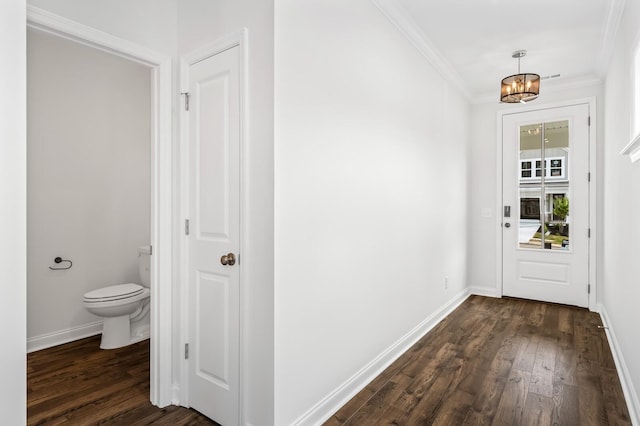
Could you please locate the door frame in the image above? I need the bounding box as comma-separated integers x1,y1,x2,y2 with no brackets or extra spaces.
27,6,174,407
495,97,598,310
178,29,248,417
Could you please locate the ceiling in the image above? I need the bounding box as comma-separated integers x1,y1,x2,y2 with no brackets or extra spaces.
375,0,625,103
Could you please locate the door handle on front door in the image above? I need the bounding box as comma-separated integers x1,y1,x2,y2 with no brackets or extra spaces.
221,253,236,266
504,223,511,228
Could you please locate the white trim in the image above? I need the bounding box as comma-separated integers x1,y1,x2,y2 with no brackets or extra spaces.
370,0,470,100
26,6,174,408
292,289,471,426
588,99,598,310
597,305,640,425
632,33,640,139
496,111,505,299
468,286,501,299
179,29,247,91
178,29,249,423
151,56,174,408
621,133,640,163
171,384,182,406
26,6,167,67
27,321,102,353
495,97,598,310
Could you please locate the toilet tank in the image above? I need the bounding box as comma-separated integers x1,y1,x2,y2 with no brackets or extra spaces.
138,245,151,286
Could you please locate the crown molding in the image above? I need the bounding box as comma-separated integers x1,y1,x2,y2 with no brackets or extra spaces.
596,0,627,76
621,133,640,163
371,0,470,100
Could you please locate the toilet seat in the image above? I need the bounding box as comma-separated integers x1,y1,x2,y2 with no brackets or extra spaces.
83,283,144,303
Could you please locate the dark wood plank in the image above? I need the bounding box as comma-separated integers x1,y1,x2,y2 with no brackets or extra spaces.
528,337,557,397
554,308,578,388
326,296,631,426
551,383,580,426
342,377,407,425
27,335,217,425
521,391,554,426
513,334,540,373
404,356,465,424
365,343,459,425
600,366,633,425
493,368,531,425
463,335,521,424
574,310,611,426
430,388,475,426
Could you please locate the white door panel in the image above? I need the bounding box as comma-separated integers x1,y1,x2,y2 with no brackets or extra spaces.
187,45,240,425
518,261,570,284
502,104,589,307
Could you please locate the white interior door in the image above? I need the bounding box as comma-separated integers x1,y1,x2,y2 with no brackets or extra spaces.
502,104,590,307
187,45,240,425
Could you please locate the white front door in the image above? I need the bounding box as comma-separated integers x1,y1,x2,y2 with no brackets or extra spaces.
502,104,590,307
187,45,241,424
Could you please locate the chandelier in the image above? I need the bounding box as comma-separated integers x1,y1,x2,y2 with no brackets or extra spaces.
500,50,540,103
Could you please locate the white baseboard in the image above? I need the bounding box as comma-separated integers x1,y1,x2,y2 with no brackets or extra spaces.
292,289,471,426
468,285,501,298
27,321,103,353
598,305,640,425
172,384,182,407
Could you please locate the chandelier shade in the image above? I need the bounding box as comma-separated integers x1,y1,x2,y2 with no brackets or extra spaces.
500,50,540,103
500,73,540,103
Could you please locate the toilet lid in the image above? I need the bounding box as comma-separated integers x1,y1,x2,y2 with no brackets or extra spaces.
84,283,144,302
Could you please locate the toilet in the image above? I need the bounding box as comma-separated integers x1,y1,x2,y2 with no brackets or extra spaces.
83,246,151,349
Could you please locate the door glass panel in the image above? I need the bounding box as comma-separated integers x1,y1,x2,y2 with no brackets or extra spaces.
518,120,570,250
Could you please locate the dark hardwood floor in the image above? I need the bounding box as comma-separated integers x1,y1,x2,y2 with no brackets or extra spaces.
326,296,631,425
27,335,217,425
28,296,631,425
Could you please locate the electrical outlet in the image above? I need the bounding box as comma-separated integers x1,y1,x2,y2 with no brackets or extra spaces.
445,276,449,289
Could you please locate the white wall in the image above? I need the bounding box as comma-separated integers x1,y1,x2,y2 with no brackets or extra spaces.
601,0,640,419
274,1,469,423
0,0,26,423
176,1,275,424
468,83,605,299
27,29,151,349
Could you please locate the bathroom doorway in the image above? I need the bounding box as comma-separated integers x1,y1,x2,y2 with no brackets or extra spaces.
27,27,152,351
26,8,173,407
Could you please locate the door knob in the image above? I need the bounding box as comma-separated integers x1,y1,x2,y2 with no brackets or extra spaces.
221,253,236,266
504,222,511,228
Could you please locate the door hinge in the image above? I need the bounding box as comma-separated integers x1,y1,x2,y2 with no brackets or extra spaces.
588,116,591,126
185,343,189,359
149,245,153,255
181,92,190,111
588,284,591,294
185,219,190,236
588,172,591,182
588,228,591,238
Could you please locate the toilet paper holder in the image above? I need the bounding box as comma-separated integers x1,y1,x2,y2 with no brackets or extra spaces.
49,257,72,270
